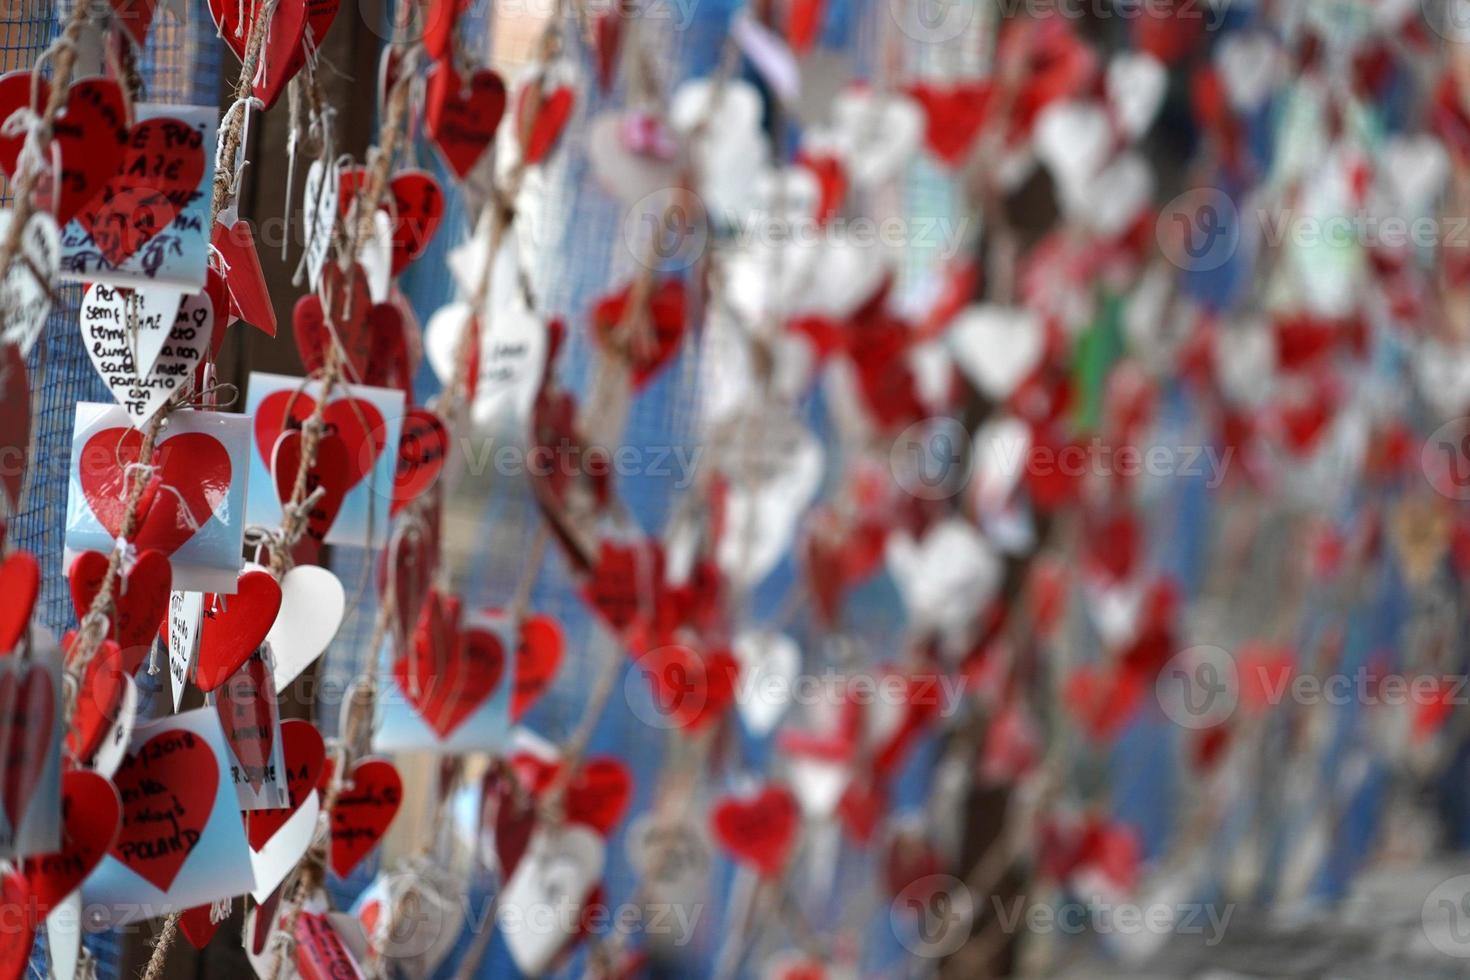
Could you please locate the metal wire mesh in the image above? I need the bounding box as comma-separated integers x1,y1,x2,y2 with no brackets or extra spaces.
3,2,221,976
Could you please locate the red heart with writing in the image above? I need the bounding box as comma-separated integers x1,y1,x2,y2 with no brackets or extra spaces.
212,219,277,336
110,728,218,891
77,117,205,266
330,758,402,877
293,261,375,379
426,63,507,179
0,75,129,226
516,83,574,165
22,769,120,916
248,718,325,850
391,408,448,516
710,785,799,877
906,82,992,167
253,390,387,493
580,539,651,635
0,663,54,829
272,430,353,542
66,637,128,764
591,277,687,388
0,551,39,655
511,613,563,720
68,549,170,673
394,593,506,739
0,344,29,512
78,427,231,556
216,651,277,794
0,873,34,980
194,570,283,692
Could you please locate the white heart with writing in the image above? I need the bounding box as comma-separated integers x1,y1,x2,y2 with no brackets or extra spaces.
0,209,59,356
84,288,212,426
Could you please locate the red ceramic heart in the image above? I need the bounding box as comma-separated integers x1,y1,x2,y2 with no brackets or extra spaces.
391,409,448,516
488,768,536,879
363,302,412,393
516,83,574,165
0,344,29,512
216,650,277,793
194,570,283,691
66,638,128,764
562,758,632,835
0,551,39,655
253,390,387,492
394,593,505,739
212,219,277,336
110,728,218,891
330,758,401,877
68,549,171,672
787,0,824,53
426,63,507,179
77,116,205,266
179,903,221,949
591,277,688,388
0,663,54,829
710,784,799,877
272,429,353,542
423,0,472,59
78,427,232,556
377,512,438,636
0,76,130,226
580,540,650,635
510,613,563,720
906,82,992,167
336,168,445,274
247,718,325,850
293,261,375,379
22,769,121,916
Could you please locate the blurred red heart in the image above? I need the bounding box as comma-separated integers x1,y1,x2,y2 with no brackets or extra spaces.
906,82,992,167
591,278,687,388
391,409,448,516
0,551,39,655
0,663,53,829
710,785,799,877
0,344,29,512
68,549,170,672
426,63,506,179
395,593,506,739
77,117,204,266
293,261,375,378
179,904,220,949
511,613,563,720
517,83,574,165
0,873,34,980
22,769,120,916
0,76,129,225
